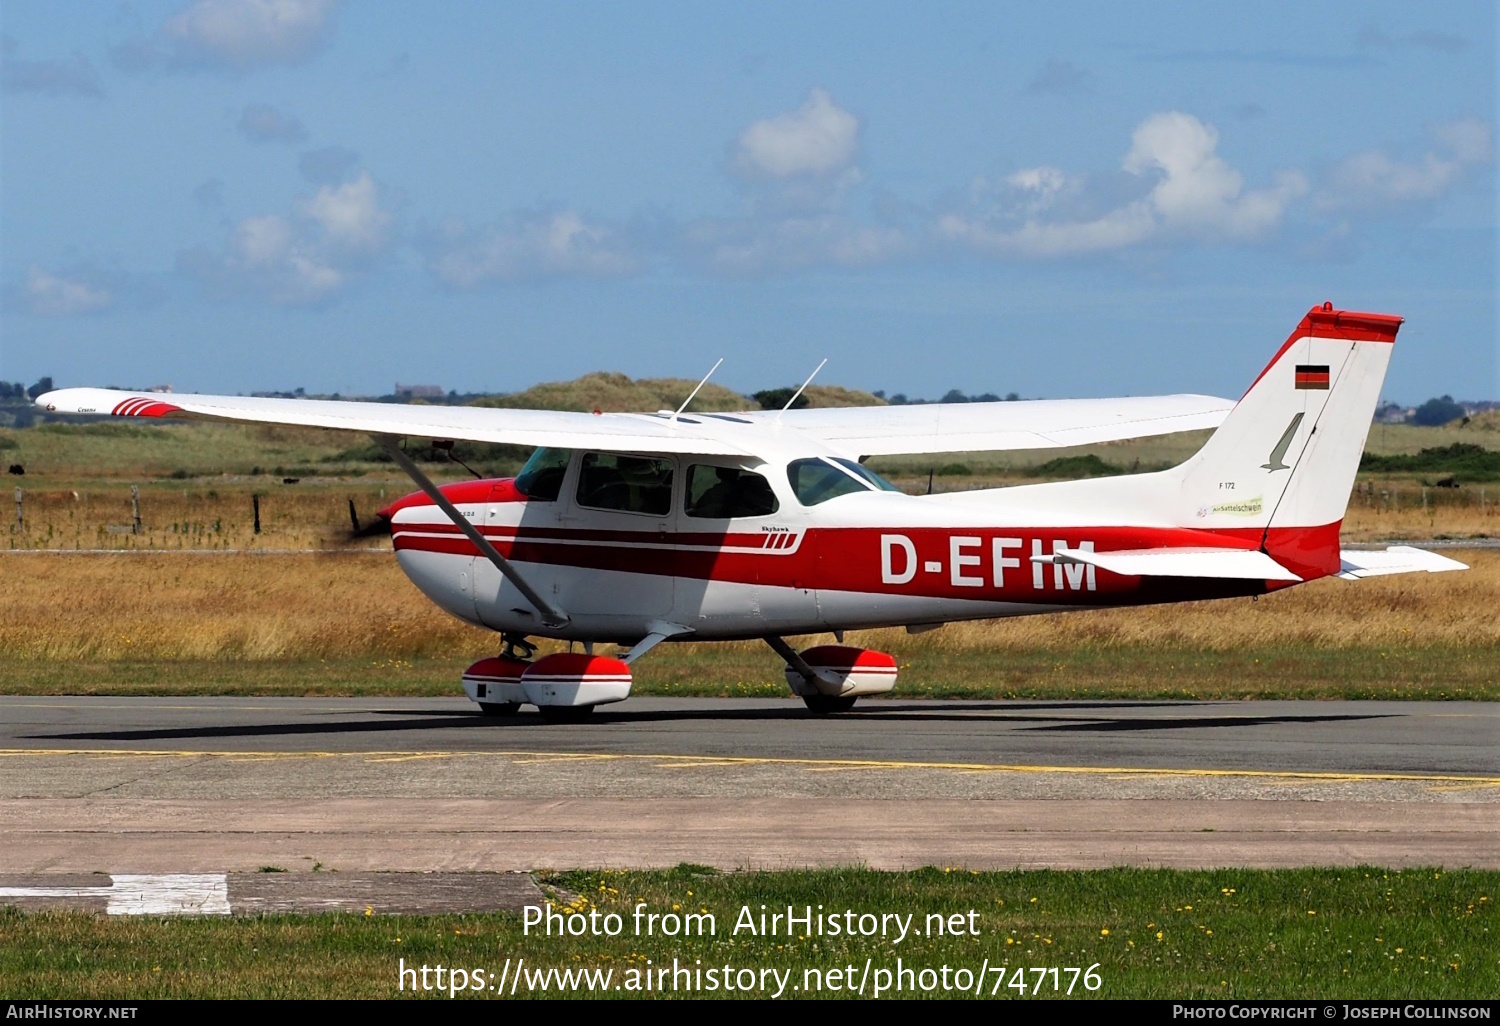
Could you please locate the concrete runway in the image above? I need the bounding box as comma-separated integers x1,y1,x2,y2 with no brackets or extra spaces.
2,696,1497,875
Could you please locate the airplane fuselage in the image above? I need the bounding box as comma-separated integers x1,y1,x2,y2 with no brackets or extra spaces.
390,449,1329,645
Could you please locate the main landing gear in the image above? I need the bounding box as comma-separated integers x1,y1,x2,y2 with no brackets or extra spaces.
462,634,632,721
764,636,899,714
462,632,900,720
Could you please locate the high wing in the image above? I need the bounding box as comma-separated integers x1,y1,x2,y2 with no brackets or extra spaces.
753,394,1233,458
35,387,752,456
36,386,1233,459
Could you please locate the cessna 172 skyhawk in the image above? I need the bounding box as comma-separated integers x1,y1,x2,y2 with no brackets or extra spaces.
37,303,1465,719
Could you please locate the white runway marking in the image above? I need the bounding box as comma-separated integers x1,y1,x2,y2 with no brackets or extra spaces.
0,874,230,915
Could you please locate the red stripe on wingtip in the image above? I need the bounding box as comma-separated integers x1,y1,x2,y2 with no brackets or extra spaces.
111,397,181,417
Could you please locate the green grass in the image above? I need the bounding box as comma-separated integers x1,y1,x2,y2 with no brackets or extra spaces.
3,644,1495,700
3,868,1495,999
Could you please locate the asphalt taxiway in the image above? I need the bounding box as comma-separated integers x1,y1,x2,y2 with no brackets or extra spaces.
2,696,1496,875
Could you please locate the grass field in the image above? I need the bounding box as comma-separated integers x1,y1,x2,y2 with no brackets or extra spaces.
1,550,1493,699
3,868,1495,999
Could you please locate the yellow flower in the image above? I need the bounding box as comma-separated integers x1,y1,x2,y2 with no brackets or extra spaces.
1100,929,1110,936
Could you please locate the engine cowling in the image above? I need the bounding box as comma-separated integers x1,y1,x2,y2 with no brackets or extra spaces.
784,645,898,698
462,655,530,706
522,653,633,707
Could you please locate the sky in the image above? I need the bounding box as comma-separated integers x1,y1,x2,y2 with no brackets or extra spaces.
1,1,1495,404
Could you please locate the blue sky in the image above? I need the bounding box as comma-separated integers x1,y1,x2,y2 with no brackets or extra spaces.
2,1,1494,403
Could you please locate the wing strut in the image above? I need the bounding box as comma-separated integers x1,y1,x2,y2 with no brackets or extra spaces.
375,435,571,629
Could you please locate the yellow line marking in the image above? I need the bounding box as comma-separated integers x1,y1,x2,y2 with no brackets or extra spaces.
1425,781,1500,792
1,748,1498,787
656,761,753,769
362,754,462,764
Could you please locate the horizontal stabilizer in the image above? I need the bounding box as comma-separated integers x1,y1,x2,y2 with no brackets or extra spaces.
1336,546,1469,579
1046,546,1302,581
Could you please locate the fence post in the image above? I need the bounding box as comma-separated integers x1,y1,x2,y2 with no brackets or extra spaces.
13,487,20,530
130,485,142,535
252,494,261,535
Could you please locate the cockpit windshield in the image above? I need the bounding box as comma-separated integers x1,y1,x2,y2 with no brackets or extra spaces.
514,447,570,501
786,457,901,506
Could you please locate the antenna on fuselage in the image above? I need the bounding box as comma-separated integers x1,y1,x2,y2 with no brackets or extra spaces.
775,358,827,423
672,358,724,422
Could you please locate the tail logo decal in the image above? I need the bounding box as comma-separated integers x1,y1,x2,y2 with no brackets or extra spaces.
1294,365,1330,389
1261,412,1304,472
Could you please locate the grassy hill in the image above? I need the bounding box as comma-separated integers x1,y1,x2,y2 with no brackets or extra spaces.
469,372,883,413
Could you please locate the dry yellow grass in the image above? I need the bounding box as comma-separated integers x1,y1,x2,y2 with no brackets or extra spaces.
0,549,1492,663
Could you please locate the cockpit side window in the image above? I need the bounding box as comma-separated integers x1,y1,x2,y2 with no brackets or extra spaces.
514,447,571,501
787,458,871,506
685,465,779,519
576,453,675,516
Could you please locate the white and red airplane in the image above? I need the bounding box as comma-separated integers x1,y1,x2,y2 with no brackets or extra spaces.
37,303,1465,719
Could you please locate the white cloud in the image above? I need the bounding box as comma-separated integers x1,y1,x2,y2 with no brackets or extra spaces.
1318,118,1493,209
426,211,639,288
236,103,306,143
1124,112,1307,239
118,0,338,72
2,37,104,97
300,173,389,254
24,268,112,316
180,170,390,305
732,89,860,179
939,111,1306,258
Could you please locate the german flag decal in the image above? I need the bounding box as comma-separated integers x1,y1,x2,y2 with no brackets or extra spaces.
1294,365,1330,390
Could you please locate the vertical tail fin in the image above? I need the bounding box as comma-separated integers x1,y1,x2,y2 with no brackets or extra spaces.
1171,303,1400,577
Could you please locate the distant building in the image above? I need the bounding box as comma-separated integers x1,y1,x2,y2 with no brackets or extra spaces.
1373,402,1413,424
395,383,444,399
147,384,173,393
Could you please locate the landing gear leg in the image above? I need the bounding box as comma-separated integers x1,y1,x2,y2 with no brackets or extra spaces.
763,635,858,714
500,633,537,661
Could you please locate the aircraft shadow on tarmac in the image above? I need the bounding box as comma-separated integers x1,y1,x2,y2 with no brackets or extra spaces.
30,703,1396,743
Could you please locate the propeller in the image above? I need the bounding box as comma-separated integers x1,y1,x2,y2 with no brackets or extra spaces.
326,498,393,546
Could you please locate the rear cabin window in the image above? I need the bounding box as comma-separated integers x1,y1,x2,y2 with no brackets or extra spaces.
576,453,675,516
684,465,779,519
514,447,570,501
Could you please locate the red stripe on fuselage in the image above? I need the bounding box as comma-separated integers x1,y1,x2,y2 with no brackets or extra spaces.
393,522,1340,604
